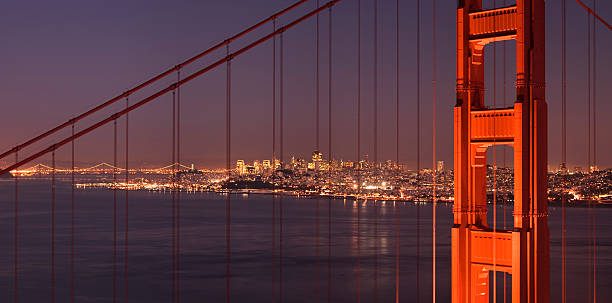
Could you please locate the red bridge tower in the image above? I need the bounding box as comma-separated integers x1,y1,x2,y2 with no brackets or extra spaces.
453,0,549,302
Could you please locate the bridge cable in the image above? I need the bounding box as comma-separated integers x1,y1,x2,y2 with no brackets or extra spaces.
316,0,320,152
395,0,400,168
176,67,182,303
113,117,118,303
0,0,346,178
171,88,176,303
561,0,567,302
492,0,498,299
503,0,508,301
327,6,333,303
279,29,284,303
271,18,277,303
416,0,421,172
374,201,378,303
356,1,361,301
51,149,56,303
356,0,361,196
415,1,421,301
315,2,321,302
373,3,378,300
124,96,129,303
592,2,598,298
225,42,232,303
432,0,437,302
71,123,75,303
373,0,378,166
587,12,593,303
14,150,19,303
395,0,400,302
0,0,310,163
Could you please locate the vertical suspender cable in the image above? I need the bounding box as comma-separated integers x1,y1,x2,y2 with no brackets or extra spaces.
416,0,421,172
492,0,498,299
374,201,378,303
171,92,176,303
315,4,321,302
503,0,508,301
14,150,18,303
279,30,284,303
587,13,592,303
271,18,276,303
273,19,277,172
373,0,378,165
225,43,232,303
587,14,591,173
113,118,118,303
357,200,360,303
395,0,400,167
176,69,181,303
561,0,567,302
71,123,75,303
125,96,129,303
395,0,400,302
357,0,361,193
316,0,320,152
592,2,597,298
51,150,56,303
592,0,597,170
431,0,437,302
415,0,421,301
355,0,360,266
316,197,320,303
327,7,333,303
280,31,284,170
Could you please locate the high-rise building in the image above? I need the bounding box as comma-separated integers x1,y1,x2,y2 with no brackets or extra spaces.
262,160,271,169
437,160,445,172
236,160,245,175
312,150,323,170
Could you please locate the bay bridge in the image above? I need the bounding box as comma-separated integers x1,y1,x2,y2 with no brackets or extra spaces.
1,0,610,302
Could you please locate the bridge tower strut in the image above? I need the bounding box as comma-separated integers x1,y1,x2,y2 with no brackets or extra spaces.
453,0,549,302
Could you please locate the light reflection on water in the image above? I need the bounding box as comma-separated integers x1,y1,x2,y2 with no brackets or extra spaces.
0,180,610,302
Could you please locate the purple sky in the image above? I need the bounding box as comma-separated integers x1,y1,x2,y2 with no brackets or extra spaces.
0,0,610,170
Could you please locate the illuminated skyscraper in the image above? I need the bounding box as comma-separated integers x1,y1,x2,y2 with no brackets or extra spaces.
236,160,245,175
312,150,323,170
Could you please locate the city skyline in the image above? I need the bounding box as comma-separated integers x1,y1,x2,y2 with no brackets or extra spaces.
0,0,610,170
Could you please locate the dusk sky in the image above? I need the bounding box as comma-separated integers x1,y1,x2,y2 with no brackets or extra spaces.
0,0,610,170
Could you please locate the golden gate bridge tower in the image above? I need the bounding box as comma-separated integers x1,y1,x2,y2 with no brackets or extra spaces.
453,0,549,302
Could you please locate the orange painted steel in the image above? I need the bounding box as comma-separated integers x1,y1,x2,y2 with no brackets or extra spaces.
453,1,549,302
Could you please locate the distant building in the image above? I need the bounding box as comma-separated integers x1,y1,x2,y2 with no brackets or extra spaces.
236,160,245,175
312,150,323,170
262,160,271,169
558,162,568,174
437,160,445,172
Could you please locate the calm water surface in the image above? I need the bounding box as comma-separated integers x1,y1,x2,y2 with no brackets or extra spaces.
1,179,611,302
